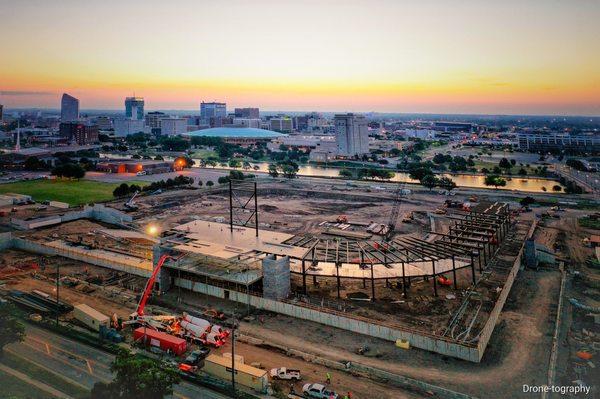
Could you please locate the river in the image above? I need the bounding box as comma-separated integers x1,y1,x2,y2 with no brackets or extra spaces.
99,154,564,193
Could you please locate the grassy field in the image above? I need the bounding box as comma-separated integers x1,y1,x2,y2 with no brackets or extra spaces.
0,179,146,206
579,216,600,230
190,149,218,159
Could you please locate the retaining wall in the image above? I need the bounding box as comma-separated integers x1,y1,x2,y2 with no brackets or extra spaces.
0,232,12,251
475,220,537,361
10,238,151,277
174,277,480,362
11,204,132,230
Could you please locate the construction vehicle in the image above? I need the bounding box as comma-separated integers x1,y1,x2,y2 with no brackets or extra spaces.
434,208,447,215
124,191,140,211
336,215,348,223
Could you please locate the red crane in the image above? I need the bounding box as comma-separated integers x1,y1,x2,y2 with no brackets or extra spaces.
135,254,174,317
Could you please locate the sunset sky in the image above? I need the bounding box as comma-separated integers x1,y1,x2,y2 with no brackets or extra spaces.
1,0,599,115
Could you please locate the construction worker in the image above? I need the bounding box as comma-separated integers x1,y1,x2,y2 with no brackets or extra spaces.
326,372,332,384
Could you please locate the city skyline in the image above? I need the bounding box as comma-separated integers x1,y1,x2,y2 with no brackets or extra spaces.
1,0,599,116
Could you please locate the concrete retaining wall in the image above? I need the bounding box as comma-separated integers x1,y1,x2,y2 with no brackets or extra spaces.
475,220,537,361
11,204,131,230
11,238,151,277
174,277,480,362
0,232,12,251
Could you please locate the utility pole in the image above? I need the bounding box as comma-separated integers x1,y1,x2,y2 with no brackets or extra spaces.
231,310,237,397
55,262,60,326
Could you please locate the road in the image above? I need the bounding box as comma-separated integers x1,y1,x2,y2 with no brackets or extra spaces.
554,164,600,194
6,324,230,399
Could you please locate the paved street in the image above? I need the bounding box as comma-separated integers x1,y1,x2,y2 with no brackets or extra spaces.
6,324,230,399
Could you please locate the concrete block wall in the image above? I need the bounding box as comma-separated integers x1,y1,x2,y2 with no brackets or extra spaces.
262,255,290,300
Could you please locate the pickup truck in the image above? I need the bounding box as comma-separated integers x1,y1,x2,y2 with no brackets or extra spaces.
302,383,339,399
270,367,301,381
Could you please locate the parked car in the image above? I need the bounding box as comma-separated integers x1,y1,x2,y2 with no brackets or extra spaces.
183,347,211,366
270,367,301,381
136,171,147,176
302,383,338,399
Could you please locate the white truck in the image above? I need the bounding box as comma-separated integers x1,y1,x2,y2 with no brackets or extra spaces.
270,367,301,381
302,383,339,399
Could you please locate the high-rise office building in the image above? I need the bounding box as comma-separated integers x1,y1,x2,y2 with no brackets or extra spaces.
61,93,80,122
125,97,145,120
200,102,226,120
334,113,369,157
234,107,259,118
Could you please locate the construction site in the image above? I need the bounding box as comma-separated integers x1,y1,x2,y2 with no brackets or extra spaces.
0,177,597,398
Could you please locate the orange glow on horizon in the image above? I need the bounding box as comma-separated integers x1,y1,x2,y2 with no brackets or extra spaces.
1,1,599,115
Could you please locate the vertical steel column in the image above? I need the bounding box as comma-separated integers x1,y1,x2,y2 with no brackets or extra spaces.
401,261,407,298
431,260,437,296
470,253,476,285
228,180,233,233
451,255,457,290
254,182,258,237
302,260,307,294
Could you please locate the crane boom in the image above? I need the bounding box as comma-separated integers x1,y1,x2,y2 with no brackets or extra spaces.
136,254,171,316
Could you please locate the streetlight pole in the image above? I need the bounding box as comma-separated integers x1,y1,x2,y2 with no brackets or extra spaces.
55,262,60,326
231,310,236,398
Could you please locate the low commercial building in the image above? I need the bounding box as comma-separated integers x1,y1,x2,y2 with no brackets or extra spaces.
517,132,600,154
96,159,174,174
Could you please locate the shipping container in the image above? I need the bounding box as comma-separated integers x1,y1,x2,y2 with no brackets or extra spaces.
133,327,187,356
73,303,110,332
203,354,268,394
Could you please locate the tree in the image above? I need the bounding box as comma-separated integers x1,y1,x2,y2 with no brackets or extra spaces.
552,185,562,192
498,158,511,169
420,174,439,191
228,159,241,168
91,349,180,399
510,159,516,166
206,180,214,187
278,162,299,179
51,163,86,179
113,183,130,198
437,176,457,191
24,156,48,171
484,175,507,188
339,169,353,178
0,303,25,356
565,158,587,171
520,196,535,207
268,164,279,178
518,168,527,176
197,180,203,187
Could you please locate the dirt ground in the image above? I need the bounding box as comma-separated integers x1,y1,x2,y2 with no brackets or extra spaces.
3,179,594,398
